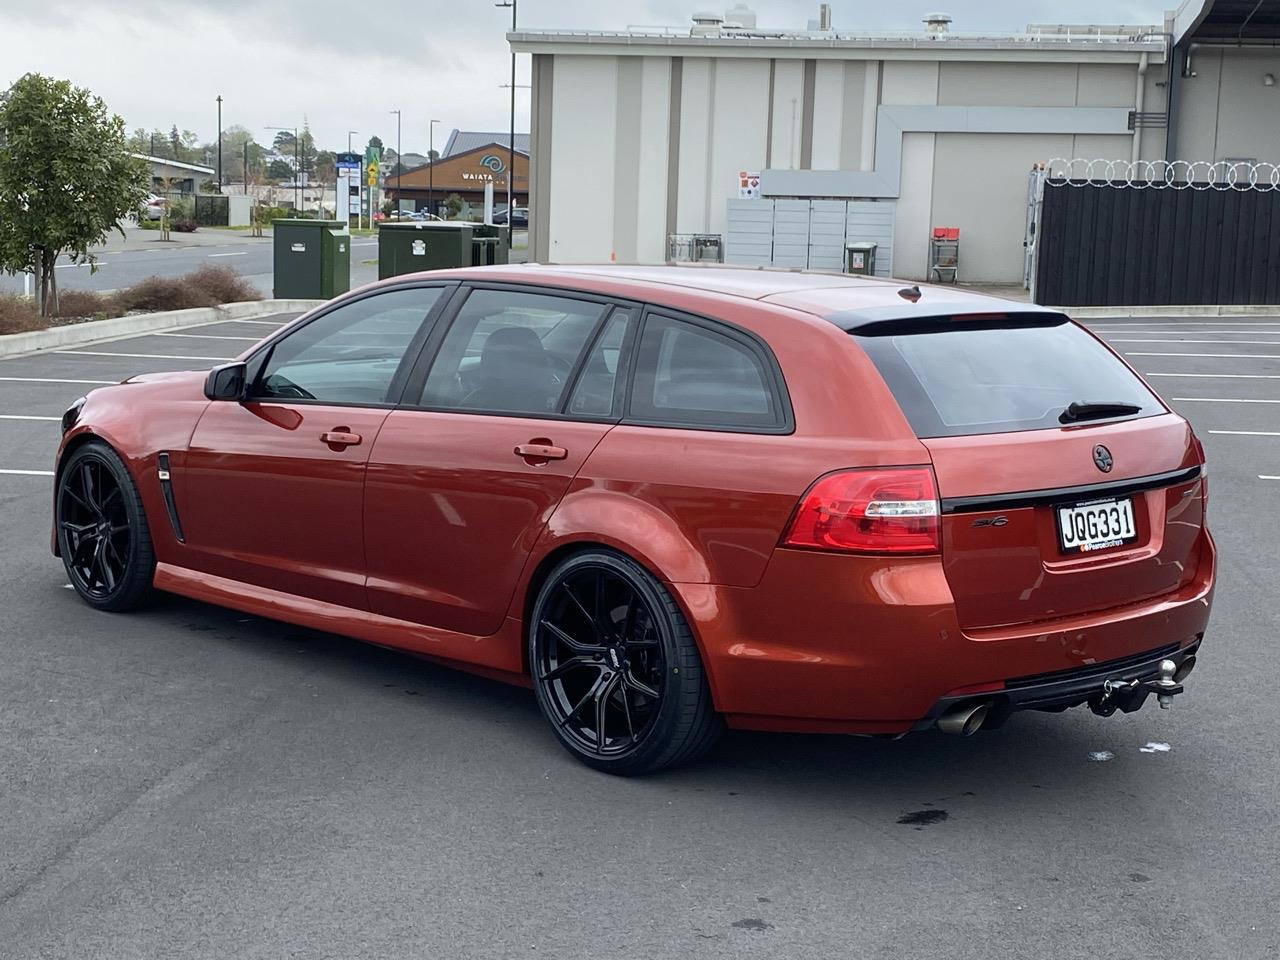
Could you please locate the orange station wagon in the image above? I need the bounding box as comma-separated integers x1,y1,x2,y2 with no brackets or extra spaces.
54,265,1212,774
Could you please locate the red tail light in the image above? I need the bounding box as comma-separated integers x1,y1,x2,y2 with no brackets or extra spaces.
783,467,941,555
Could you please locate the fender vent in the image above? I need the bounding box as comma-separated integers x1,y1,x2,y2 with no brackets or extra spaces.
157,452,185,543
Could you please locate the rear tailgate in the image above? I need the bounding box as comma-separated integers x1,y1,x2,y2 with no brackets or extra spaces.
924,418,1204,629
854,312,1208,631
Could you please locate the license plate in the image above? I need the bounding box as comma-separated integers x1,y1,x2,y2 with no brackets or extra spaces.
1056,497,1138,554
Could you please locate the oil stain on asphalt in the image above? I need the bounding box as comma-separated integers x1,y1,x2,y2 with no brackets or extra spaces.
897,809,949,828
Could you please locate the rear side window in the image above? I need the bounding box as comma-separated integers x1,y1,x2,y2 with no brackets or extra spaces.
856,318,1162,438
628,314,787,431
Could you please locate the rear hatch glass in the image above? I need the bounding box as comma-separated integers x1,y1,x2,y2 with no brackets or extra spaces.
854,315,1204,631
855,315,1162,438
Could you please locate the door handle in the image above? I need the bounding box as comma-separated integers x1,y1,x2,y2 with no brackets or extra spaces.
514,442,567,462
321,430,363,449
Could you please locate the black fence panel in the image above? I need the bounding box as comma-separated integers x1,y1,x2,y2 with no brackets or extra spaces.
1035,180,1280,306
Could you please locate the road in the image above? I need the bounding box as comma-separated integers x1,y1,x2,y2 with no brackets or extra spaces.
0,313,1276,959
0,236,381,299
0,227,527,299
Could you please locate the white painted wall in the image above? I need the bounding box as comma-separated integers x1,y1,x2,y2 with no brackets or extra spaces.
1175,47,1280,162
706,59,772,238
548,56,617,261
810,61,845,169
769,60,805,170
675,57,713,235
883,62,938,279
635,57,672,262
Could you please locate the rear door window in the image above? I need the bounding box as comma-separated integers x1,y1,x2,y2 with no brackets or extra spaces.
627,313,788,431
856,318,1163,437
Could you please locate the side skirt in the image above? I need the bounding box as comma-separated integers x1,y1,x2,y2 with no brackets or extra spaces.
153,562,528,679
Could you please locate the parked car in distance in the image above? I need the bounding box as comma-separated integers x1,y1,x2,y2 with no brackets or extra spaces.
53,265,1212,775
140,195,166,221
492,206,528,227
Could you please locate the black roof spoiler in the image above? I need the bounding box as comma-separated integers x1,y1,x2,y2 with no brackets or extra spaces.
831,307,1071,337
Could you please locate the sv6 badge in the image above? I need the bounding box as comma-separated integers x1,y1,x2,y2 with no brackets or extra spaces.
972,516,1010,528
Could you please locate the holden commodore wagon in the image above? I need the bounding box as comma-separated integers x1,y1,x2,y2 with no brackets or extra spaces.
54,265,1213,774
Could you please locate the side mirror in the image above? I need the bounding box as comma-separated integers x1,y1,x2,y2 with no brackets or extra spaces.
204,361,247,401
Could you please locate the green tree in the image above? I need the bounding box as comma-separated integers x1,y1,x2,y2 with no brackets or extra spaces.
366,135,384,154
0,73,148,316
266,158,293,182
443,192,464,219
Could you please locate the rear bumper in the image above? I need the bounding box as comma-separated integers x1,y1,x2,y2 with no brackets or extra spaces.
910,637,1201,731
674,529,1215,736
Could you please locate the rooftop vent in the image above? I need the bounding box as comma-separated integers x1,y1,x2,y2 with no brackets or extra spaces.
923,12,953,35
691,10,725,36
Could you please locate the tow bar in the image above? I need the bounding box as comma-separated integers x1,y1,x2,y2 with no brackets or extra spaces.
1089,659,1184,717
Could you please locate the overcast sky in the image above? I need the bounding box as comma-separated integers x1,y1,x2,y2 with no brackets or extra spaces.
0,0,1167,154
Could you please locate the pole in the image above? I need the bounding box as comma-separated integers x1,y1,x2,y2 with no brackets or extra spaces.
150,132,156,158
243,141,248,195
509,0,517,221
216,95,223,191
429,122,435,216
396,110,402,213
295,127,301,213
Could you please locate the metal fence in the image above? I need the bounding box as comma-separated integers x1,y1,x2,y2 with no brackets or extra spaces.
159,192,230,227
1030,159,1280,307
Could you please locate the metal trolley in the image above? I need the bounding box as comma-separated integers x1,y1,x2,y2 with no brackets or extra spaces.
929,227,960,283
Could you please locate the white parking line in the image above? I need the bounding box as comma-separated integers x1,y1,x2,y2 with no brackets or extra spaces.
1261,475,1280,481
156,333,260,342
0,376,116,385
1126,352,1280,359
55,350,230,361
0,468,53,476
1171,397,1280,404
1209,430,1280,436
0,415,59,421
1093,321,1280,327
53,262,104,270
1101,330,1280,336
207,252,246,258
1145,372,1280,379
209,319,289,327
1111,343,1280,350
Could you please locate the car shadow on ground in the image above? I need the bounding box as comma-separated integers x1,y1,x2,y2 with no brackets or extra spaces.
128,588,1148,815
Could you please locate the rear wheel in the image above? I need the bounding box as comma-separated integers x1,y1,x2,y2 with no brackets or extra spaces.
529,550,722,775
56,442,155,612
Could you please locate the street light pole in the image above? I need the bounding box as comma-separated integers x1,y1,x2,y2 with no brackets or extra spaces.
496,0,518,220
215,95,223,192
390,109,402,215
429,119,440,216
348,130,358,153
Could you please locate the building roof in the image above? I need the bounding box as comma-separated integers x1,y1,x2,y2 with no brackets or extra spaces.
510,21,1166,60
442,129,530,158
1173,0,1280,44
131,153,215,175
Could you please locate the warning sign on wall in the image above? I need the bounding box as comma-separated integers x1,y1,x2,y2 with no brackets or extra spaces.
738,171,761,200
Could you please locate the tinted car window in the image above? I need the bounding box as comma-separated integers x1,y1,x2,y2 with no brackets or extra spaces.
629,314,782,429
420,289,606,416
566,309,630,418
254,288,442,404
856,318,1162,438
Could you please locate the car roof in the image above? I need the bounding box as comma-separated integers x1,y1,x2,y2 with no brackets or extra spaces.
439,263,1064,329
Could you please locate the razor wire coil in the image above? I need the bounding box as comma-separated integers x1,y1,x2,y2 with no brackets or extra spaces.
1041,158,1280,192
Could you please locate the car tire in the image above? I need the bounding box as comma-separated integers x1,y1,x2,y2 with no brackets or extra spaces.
528,549,723,775
56,441,156,612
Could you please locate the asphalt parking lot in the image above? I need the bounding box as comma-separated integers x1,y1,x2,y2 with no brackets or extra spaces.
0,313,1277,959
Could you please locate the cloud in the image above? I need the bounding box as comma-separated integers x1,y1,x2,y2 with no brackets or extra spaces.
0,0,1169,153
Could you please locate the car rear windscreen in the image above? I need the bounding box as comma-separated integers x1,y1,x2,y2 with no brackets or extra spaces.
854,316,1163,438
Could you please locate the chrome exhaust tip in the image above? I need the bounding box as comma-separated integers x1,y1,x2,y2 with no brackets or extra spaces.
937,701,991,737
1174,655,1197,683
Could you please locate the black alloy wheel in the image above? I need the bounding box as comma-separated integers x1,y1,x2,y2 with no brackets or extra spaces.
529,550,721,775
57,442,155,611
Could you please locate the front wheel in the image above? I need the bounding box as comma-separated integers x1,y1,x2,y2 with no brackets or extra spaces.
56,441,156,612
529,550,722,775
